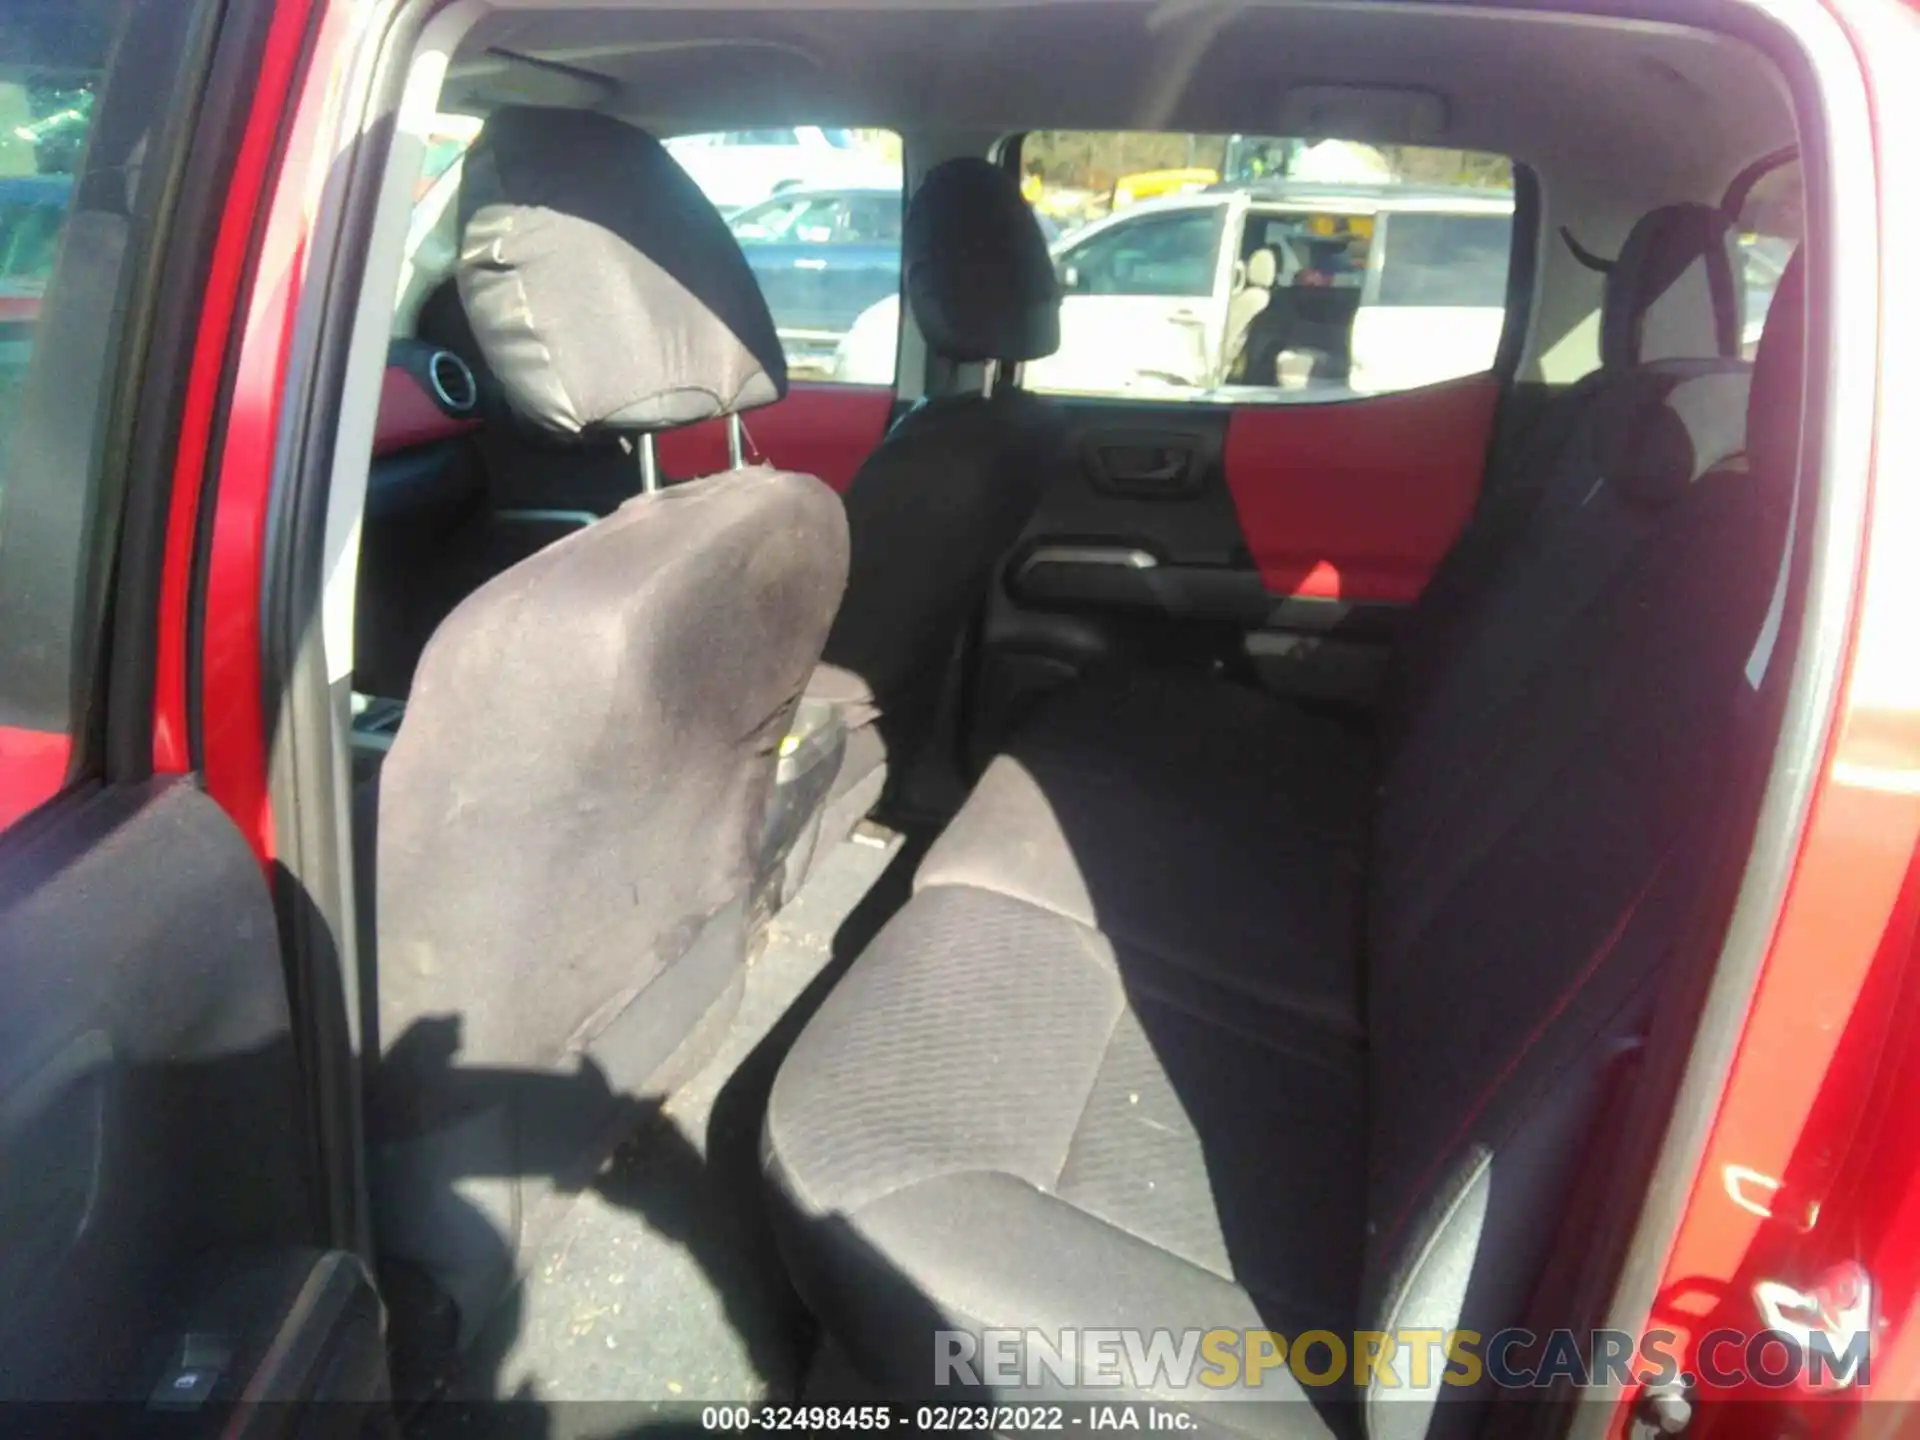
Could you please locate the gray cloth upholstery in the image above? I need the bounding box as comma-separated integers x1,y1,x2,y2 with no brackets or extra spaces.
374,104,851,1339
457,106,786,438
763,247,1808,1438
904,157,1061,364
374,466,846,1335
766,884,1363,1434
915,672,1373,1037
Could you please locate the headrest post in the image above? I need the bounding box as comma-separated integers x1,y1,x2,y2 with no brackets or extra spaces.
728,413,746,469
638,433,660,494
982,360,999,400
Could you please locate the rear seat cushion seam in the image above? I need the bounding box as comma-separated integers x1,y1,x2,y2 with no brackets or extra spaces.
1119,970,1364,1073
850,1168,1324,1325
917,881,1361,1041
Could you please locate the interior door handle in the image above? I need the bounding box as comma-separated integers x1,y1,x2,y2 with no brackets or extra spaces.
1104,452,1186,483
1089,437,1201,495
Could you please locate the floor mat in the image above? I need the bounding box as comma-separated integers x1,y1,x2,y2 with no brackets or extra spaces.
417,830,920,1434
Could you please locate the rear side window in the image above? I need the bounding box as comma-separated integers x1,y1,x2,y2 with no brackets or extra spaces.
670,128,905,384
0,0,211,829
1728,154,1801,360
1014,130,1517,403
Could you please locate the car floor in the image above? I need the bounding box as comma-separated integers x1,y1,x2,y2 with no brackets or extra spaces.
410,827,923,1439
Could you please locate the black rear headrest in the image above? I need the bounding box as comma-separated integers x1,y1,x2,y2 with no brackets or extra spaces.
1747,248,1806,487
904,158,1060,365
1598,202,1741,372
456,106,786,439
1593,364,1753,508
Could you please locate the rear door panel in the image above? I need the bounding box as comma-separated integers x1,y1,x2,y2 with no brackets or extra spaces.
978,377,1495,737
656,381,894,491
1220,375,1497,601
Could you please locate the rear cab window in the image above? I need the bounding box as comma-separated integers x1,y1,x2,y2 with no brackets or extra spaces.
1015,131,1520,401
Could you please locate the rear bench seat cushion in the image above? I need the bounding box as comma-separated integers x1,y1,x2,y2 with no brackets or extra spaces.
764,883,1365,1434
916,671,1375,1036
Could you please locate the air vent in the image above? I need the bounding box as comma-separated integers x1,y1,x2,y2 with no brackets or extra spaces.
427,349,478,414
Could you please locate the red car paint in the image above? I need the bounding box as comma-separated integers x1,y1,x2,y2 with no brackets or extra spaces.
654,381,894,492
157,0,339,860
1220,375,1498,603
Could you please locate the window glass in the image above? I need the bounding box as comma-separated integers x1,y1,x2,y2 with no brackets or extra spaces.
1060,210,1223,298
1731,156,1801,361
1016,130,1516,402
664,128,905,381
1374,212,1512,308
0,0,207,827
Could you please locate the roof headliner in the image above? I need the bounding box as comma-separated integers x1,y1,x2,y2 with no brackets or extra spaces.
445,0,1798,202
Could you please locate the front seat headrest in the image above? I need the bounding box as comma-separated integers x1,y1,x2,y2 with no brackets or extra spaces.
903,158,1060,365
1599,202,1741,372
1245,248,1278,290
456,106,786,440
1746,247,1806,487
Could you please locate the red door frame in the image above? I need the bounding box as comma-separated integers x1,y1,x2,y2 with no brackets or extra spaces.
154,0,348,863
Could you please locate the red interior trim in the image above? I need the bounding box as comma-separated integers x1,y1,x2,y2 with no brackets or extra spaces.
654,382,892,492
0,726,71,830
1221,376,1500,604
374,364,478,457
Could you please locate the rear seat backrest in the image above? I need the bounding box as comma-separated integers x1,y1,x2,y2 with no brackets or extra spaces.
1358,253,1804,1439
1381,202,1749,741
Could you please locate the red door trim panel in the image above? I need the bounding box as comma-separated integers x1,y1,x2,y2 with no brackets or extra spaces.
1221,375,1500,605
654,382,891,492
374,365,479,457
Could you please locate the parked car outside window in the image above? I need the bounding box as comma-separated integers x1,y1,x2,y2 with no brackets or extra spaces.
726,186,903,375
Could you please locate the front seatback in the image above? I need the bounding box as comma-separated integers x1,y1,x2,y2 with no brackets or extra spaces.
820,158,1066,777
1358,253,1805,1440
369,106,849,1345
